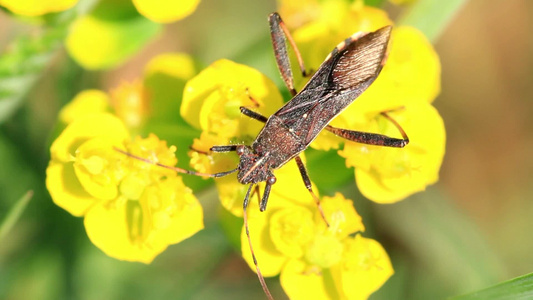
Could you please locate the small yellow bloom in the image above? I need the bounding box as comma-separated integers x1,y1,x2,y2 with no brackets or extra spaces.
0,0,78,16
279,2,444,203
341,103,446,203
47,113,130,216
47,113,203,263
270,207,315,258
280,259,335,299
331,235,394,300
181,59,283,139
132,0,200,23
240,192,388,299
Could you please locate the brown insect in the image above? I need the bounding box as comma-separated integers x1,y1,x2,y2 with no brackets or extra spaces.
118,12,408,299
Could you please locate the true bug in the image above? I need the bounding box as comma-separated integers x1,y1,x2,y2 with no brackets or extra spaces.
118,12,408,300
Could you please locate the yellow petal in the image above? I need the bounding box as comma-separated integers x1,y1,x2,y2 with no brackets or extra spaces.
0,0,78,16
269,207,315,258
59,90,110,125
315,193,365,238
74,137,125,200
347,103,446,203
305,233,344,269
132,0,200,23
50,113,129,163
144,53,196,81
331,235,393,300
84,198,165,263
181,59,283,138
240,208,286,277
280,259,337,300
46,161,96,217
141,176,204,246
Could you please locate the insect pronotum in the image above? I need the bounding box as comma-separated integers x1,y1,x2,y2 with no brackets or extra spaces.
117,12,409,300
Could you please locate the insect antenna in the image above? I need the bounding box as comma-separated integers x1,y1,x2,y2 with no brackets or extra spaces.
243,184,274,300
114,147,237,178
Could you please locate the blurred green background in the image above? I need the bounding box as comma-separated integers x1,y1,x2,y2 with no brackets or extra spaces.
1,0,533,299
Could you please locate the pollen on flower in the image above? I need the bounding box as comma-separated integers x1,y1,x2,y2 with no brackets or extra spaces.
126,134,177,178
305,234,343,269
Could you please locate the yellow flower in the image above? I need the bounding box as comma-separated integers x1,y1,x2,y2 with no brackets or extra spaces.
47,57,203,262
47,114,203,262
182,59,283,139
240,192,392,299
280,2,444,202
47,113,129,216
330,234,394,300
340,103,446,203
0,0,78,16
64,0,200,70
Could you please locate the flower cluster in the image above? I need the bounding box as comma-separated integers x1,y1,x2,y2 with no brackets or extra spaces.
282,0,446,203
46,53,202,263
242,191,393,299
178,1,445,298
180,59,394,299
47,113,203,263
42,0,447,298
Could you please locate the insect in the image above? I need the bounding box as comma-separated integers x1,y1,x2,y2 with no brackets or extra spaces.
118,12,408,300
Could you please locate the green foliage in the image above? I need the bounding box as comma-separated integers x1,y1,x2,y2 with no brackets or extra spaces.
0,19,69,123
452,272,533,300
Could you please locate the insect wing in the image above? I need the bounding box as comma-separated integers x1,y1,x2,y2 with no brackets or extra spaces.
273,26,392,144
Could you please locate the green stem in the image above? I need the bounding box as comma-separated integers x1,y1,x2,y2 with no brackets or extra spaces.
0,190,33,242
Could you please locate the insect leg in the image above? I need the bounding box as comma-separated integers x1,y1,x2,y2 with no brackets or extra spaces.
114,147,237,178
240,106,268,123
269,12,308,96
243,184,274,300
253,184,262,207
325,112,409,148
210,145,239,152
294,156,330,227
259,180,274,212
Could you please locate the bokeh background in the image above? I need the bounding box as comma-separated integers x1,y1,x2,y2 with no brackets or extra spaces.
1,0,532,299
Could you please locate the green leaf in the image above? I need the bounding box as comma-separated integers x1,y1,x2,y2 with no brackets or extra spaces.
371,187,506,297
0,22,68,123
0,190,33,242
397,0,469,42
451,272,533,300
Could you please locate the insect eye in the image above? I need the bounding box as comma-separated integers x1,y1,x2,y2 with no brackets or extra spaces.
236,145,246,155
267,176,276,185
